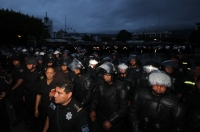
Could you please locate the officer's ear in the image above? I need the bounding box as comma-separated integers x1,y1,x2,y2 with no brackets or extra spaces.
67,92,72,99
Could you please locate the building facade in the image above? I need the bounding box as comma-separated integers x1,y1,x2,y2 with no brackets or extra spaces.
44,12,53,38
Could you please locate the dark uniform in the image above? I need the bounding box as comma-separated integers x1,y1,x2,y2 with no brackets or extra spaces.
47,97,89,132
11,61,25,125
0,72,12,132
37,78,56,127
24,64,43,127
90,79,128,132
69,60,94,111
129,71,187,132
183,82,200,132
90,63,128,132
72,72,94,108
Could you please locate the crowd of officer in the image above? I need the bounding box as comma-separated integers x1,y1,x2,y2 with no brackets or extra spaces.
0,45,200,132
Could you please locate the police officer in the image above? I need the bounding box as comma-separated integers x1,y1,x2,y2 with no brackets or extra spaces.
54,59,71,84
68,59,94,111
11,55,25,127
181,62,200,99
0,71,12,132
170,55,188,77
111,52,119,66
161,60,183,98
43,79,90,132
87,57,99,82
184,75,200,132
36,56,45,74
90,62,128,132
177,51,192,73
117,63,136,103
136,60,160,89
35,66,56,130
127,54,143,79
53,50,61,67
24,57,43,128
129,70,187,132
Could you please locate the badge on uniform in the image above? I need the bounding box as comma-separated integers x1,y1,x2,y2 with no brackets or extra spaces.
50,103,56,110
20,69,23,73
66,112,72,120
40,76,44,80
81,124,89,132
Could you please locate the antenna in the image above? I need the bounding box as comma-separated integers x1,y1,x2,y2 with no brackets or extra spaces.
65,15,66,33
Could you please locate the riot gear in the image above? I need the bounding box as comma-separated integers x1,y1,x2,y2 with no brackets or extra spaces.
99,62,115,75
102,56,112,63
118,63,128,74
143,61,160,73
25,57,37,65
68,59,85,71
148,70,172,88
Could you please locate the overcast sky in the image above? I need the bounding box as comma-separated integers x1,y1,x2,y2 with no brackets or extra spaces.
1,0,200,34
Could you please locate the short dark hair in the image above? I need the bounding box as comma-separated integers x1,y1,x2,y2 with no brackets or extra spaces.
45,66,55,72
56,79,73,93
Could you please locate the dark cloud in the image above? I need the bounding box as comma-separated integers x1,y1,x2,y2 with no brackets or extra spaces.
0,0,200,34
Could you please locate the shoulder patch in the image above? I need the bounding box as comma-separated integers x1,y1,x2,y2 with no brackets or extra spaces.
20,69,23,73
160,94,179,108
81,124,89,132
73,104,82,112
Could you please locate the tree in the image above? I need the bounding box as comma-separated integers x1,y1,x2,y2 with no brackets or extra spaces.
116,30,132,42
0,8,49,45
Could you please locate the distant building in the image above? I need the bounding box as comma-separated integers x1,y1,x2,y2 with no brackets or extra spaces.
132,31,172,39
196,23,200,31
43,12,53,38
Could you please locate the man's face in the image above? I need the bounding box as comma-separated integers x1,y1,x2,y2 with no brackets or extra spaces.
55,54,59,58
165,66,174,73
47,62,53,67
152,85,167,94
130,59,137,66
74,69,81,75
45,68,55,80
61,66,68,72
54,87,71,104
38,60,43,64
13,60,20,66
26,64,35,71
171,58,179,65
193,66,200,77
103,74,112,83
196,80,200,89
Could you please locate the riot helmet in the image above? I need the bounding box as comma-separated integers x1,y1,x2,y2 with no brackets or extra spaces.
118,63,128,74
99,62,115,75
89,57,99,69
102,57,112,63
148,70,172,88
25,57,37,65
68,59,85,72
161,60,177,74
143,61,160,74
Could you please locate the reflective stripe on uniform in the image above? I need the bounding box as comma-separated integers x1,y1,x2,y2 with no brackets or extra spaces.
184,81,195,85
182,62,188,64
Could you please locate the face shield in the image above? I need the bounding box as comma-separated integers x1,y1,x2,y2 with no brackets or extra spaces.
143,65,159,73
68,59,83,72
